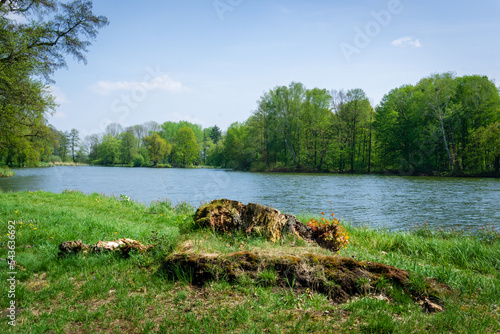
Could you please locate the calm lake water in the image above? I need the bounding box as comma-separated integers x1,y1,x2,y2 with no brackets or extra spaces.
1,166,499,231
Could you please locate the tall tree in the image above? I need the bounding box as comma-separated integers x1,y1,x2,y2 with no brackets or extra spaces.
475,122,500,176
144,133,170,166
143,121,161,135
0,1,108,164
68,128,79,162
172,126,200,165
98,135,121,165
417,73,460,171
129,124,147,149
374,85,424,173
210,125,222,144
104,123,123,137
338,89,371,173
119,130,138,164
84,133,100,161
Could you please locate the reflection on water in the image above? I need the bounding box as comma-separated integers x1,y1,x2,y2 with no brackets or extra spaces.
1,166,498,230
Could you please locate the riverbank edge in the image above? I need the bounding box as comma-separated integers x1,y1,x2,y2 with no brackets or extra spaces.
12,162,499,179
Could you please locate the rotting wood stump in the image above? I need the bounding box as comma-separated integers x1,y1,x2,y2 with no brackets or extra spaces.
58,238,153,257
194,199,343,251
162,250,450,312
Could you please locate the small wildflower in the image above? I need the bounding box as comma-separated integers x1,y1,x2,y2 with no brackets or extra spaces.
34,228,37,230
15,211,18,213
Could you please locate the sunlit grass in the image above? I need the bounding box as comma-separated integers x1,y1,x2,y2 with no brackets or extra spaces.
0,191,498,333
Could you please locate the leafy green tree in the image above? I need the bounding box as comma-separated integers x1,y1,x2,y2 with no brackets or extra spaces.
417,73,460,171
336,89,372,173
475,122,500,175
144,133,170,165
0,1,108,164
222,122,246,169
129,124,147,149
56,130,70,162
84,134,100,161
74,144,87,163
159,121,203,146
139,147,150,165
68,128,80,162
302,88,333,171
98,135,121,165
119,130,138,164
454,75,500,172
210,125,222,144
132,154,144,167
374,85,425,173
172,126,200,165
202,128,214,165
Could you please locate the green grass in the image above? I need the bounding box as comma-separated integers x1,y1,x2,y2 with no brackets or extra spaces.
0,190,498,333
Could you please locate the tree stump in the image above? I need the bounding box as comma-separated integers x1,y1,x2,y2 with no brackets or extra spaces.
194,199,318,246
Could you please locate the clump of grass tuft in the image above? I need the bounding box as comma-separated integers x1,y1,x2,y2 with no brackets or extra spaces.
0,166,15,177
411,222,500,244
148,198,174,214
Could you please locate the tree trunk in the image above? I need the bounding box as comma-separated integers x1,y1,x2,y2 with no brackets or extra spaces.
368,111,373,173
351,121,356,173
495,155,499,177
438,117,455,171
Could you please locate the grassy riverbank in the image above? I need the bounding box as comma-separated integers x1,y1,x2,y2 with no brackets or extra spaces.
0,191,498,333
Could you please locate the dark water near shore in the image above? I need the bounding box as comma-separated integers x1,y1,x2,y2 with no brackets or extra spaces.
1,166,498,230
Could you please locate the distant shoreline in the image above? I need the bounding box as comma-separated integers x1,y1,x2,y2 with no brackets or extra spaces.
10,163,499,178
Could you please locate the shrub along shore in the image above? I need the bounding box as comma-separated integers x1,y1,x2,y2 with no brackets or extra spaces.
0,166,15,178
0,190,498,333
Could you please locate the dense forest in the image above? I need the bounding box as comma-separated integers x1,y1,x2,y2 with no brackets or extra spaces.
2,73,499,177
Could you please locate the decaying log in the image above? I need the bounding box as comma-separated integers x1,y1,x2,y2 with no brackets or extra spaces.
194,199,313,242
58,238,153,257
195,199,344,249
162,250,450,311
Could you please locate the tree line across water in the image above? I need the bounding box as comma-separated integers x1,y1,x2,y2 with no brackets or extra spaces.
2,73,500,177
1,3,499,176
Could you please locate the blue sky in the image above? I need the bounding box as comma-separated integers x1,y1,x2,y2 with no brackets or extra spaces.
48,0,500,138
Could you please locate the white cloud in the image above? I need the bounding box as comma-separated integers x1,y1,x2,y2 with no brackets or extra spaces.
47,85,68,104
52,111,66,119
391,36,422,48
91,75,187,95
